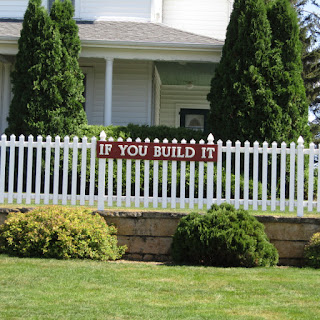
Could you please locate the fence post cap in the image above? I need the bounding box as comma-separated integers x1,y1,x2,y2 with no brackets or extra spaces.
297,136,304,144
172,138,178,143
207,133,214,144
100,131,106,140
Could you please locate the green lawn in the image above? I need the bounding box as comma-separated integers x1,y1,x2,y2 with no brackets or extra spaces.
0,255,320,320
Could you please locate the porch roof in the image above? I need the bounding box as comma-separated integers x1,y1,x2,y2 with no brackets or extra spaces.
0,19,223,62
0,19,223,47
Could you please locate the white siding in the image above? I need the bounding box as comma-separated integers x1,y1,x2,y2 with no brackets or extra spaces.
0,0,49,18
112,60,152,126
162,0,232,40
159,85,210,127
0,0,28,19
80,59,152,126
80,0,151,20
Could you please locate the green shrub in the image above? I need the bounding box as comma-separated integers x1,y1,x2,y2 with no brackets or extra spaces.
171,204,278,267
304,232,320,268
0,206,126,261
76,123,208,142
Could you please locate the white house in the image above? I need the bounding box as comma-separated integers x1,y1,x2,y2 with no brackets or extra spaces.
0,0,233,134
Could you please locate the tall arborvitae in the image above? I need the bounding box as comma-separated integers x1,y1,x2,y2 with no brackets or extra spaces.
49,0,87,134
207,0,310,143
6,0,87,138
292,0,320,121
6,0,64,137
267,0,310,141
207,0,280,143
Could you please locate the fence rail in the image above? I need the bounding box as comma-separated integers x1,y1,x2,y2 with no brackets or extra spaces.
0,132,318,216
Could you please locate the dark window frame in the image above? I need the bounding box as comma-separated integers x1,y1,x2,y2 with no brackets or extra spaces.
180,108,209,132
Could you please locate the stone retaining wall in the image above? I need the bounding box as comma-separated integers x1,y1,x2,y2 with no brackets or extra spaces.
1,208,320,266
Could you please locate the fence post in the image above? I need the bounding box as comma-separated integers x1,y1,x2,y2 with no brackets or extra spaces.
207,134,214,209
98,131,107,210
297,136,304,217
0,134,7,204
8,134,16,204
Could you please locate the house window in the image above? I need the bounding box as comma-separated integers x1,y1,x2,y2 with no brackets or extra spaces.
48,0,75,10
180,109,209,131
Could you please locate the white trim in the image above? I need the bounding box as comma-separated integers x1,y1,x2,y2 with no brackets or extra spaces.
104,58,114,126
151,0,163,23
147,62,153,125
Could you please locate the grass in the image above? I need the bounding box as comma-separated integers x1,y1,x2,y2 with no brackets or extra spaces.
1,255,320,320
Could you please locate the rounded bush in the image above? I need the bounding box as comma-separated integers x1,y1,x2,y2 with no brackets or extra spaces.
171,204,278,267
0,206,126,261
304,232,320,268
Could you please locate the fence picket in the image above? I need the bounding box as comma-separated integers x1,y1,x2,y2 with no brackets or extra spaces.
162,139,169,208
71,136,78,205
243,141,250,210
271,141,277,211
216,139,222,206
89,136,96,206
189,139,196,209
98,132,106,210
207,134,214,209
116,138,123,207
262,141,268,211
35,136,43,204
17,135,25,204
0,134,7,203
125,138,132,208
171,139,178,209
107,137,114,207
308,143,314,212
225,140,231,203
135,138,141,208
53,136,60,205
253,141,259,210
26,135,34,205
280,142,286,211
234,140,241,209
144,138,150,208
153,138,159,208
289,142,296,212
8,135,16,204
180,139,187,209
80,136,88,206
198,139,205,209
62,136,69,205
297,137,304,217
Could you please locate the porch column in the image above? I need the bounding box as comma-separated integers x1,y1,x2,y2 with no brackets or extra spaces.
1,63,11,134
104,58,114,126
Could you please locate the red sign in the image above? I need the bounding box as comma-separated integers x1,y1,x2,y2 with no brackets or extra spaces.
97,141,218,162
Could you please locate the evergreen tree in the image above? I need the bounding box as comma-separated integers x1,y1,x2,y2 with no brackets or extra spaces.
292,0,320,110
207,0,310,143
49,0,87,134
6,0,87,138
6,0,64,137
267,0,310,141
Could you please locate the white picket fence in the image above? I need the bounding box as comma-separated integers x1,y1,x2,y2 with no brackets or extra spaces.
0,132,318,216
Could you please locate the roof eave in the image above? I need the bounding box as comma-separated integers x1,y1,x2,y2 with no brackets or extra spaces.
81,39,223,51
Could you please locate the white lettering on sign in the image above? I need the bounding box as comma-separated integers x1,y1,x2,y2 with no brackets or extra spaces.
97,141,218,162
99,144,112,156
201,147,216,159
